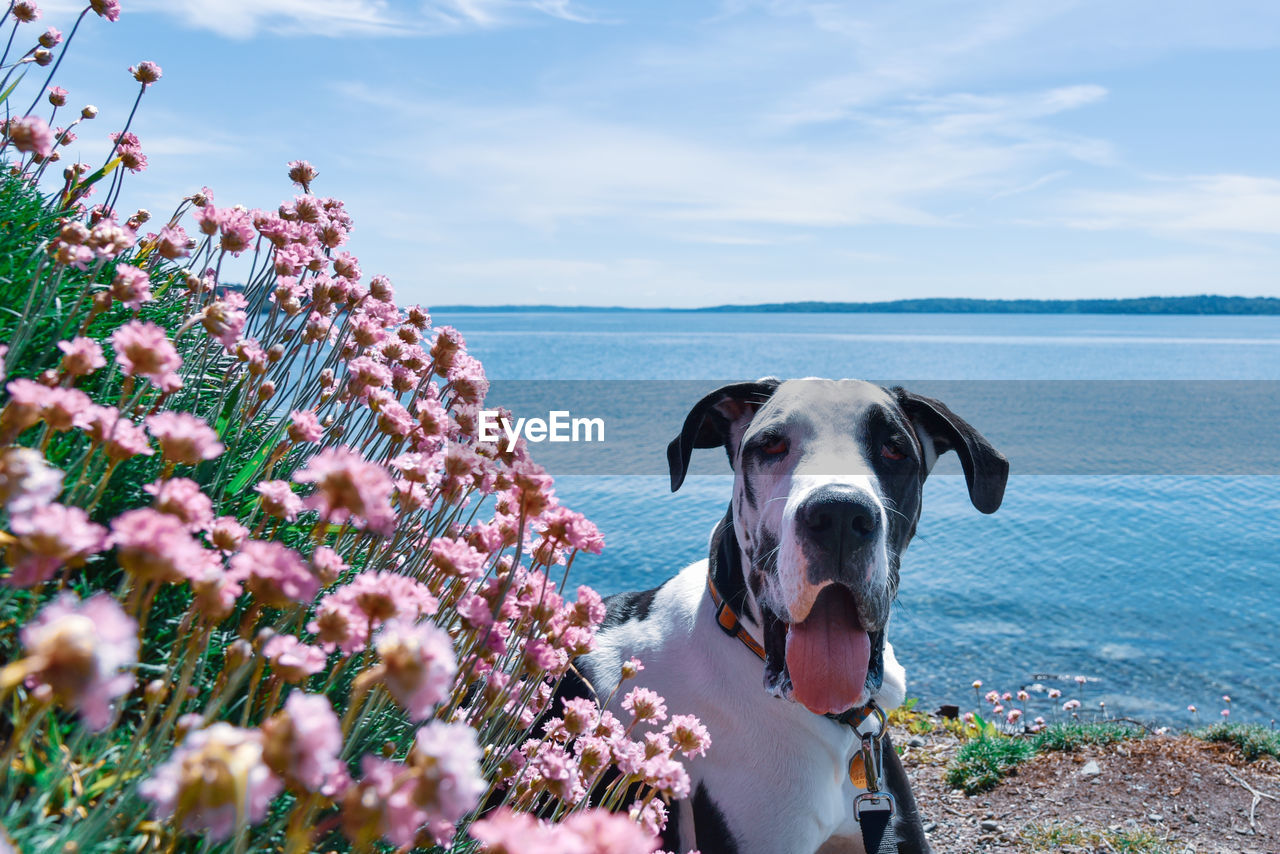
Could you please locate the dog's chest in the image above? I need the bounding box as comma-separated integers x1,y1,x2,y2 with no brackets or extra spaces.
583,562,870,853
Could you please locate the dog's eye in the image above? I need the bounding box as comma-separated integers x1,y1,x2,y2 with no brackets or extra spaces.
761,437,789,457
881,442,906,461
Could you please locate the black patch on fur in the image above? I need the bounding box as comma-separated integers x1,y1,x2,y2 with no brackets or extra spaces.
693,783,739,854
709,510,754,625
659,801,681,851
599,586,660,630
879,731,934,853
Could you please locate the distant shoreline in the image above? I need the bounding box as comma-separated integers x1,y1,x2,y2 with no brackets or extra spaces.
433,295,1280,315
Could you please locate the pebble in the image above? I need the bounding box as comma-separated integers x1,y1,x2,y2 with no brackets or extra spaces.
922,821,937,833
1080,760,1102,777
1148,813,1164,822
908,736,927,748
980,820,1001,832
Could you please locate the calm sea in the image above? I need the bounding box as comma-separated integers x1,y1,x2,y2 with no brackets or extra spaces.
434,311,1280,725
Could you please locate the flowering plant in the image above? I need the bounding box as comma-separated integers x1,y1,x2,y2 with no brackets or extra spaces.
0,4,704,852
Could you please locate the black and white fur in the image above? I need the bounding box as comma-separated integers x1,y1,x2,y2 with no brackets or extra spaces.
574,379,1008,854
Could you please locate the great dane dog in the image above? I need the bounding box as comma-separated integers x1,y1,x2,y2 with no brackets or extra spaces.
572,378,1008,854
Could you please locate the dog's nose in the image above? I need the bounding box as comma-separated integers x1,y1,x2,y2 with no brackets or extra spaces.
797,488,880,552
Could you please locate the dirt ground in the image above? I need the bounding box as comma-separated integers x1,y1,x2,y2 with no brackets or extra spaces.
899,730,1280,853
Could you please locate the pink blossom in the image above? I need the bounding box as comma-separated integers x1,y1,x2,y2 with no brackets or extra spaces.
288,160,318,193
110,507,215,584
292,446,396,536
218,206,255,255
146,411,223,465
1063,699,1081,711
226,540,319,609
429,535,488,581
47,86,67,107
309,571,438,654
263,634,328,684
129,60,161,85
209,515,248,553
89,0,120,21
153,224,191,259
201,297,248,348
111,320,182,391
262,692,346,795
310,545,347,584
74,404,154,461
255,479,304,521
138,723,282,840
409,721,485,822
57,336,106,376
663,714,711,758
287,409,323,443
144,477,214,531
21,593,137,729
11,1,39,22
39,26,60,47
622,687,667,724
0,447,62,513
0,378,48,439
109,263,152,308
38,387,92,432
5,503,105,587
376,618,457,720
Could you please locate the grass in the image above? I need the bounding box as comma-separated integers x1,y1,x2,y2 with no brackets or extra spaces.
1033,721,1143,753
945,721,1144,795
944,736,1037,794
1020,822,1173,854
1193,722,1280,761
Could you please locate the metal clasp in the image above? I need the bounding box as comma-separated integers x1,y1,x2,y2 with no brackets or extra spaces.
854,791,897,820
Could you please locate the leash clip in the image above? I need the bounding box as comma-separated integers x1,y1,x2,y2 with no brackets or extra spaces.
854,791,896,820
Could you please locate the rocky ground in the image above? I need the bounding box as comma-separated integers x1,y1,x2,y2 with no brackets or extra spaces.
897,726,1280,853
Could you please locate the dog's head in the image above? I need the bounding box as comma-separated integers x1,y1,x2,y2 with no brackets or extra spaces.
668,378,1008,715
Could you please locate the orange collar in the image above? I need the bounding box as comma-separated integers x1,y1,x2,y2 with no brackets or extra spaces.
705,571,883,733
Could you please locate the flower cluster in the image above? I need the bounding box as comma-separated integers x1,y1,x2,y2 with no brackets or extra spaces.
0,7,699,852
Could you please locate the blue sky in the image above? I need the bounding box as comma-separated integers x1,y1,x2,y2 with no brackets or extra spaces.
36,0,1280,307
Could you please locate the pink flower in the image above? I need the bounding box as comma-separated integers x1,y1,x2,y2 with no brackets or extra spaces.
129,60,161,85
288,160,318,193
57,337,106,377
109,263,152,308
20,592,137,729
292,446,396,536
153,224,191,259
209,515,248,553
622,687,667,724
0,447,62,513
110,507,214,583
12,2,39,24
255,479,304,521
146,411,223,465
200,297,248,349
1062,699,1081,711
218,207,256,255
5,503,105,587
47,86,67,107
663,714,711,758
262,692,346,795
376,618,457,720
38,387,92,432
310,571,437,655
1221,709,1230,718
409,721,485,822
310,545,347,583
89,0,120,21
1006,709,1023,724
226,540,319,609
144,477,214,530
287,409,323,443
39,26,60,47
111,321,182,391
1187,705,1197,713
138,723,282,840
263,634,327,683
1047,688,1062,700
74,404,154,461
429,535,488,581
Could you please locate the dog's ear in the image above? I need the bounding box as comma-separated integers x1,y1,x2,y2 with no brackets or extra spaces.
667,378,780,492
892,387,1009,514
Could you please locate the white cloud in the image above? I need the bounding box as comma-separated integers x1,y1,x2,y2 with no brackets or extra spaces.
129,0,593,38
1062,175,1280,236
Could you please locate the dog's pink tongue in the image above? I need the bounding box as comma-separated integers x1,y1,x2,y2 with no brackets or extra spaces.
785,586,870,716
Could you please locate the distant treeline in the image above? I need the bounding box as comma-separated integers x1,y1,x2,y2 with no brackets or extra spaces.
435,295,1280,315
